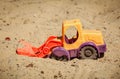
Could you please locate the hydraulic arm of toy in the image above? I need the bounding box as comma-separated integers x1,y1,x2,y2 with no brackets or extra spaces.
16,36,62,58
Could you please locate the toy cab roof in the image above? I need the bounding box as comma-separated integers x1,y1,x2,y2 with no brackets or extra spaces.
62,19,81,27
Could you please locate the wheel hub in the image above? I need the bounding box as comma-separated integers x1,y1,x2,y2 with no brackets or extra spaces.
84,50,93,57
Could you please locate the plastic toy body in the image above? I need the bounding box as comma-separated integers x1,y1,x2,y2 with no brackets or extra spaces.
16,19,106,60
51,19,106,60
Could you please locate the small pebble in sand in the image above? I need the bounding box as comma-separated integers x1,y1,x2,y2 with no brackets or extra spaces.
116,16,120,19
73,61,76,63
94,77,98,79
5,37,11,41
114,59,118,62
118,27,120,29
74,2,77,5
58,71,62,77
14,38,17,40
6,46,8,48
71,64,76,67
26,63,33,68
116,72,119,75
103,27,107,30
3,20,6,23
98,12,101,15
10,74,14,76
6,23,10,26
66,11,69,14
119,65,120,68
23,19,30,24
41,71,44,74
16,64,19,67
54,75,58,79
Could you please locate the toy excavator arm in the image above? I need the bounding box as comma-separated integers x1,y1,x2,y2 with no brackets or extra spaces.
16,36,62,58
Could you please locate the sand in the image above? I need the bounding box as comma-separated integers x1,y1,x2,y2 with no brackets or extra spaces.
0,0,120,79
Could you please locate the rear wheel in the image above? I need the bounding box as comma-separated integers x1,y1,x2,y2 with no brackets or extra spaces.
80,46,97,59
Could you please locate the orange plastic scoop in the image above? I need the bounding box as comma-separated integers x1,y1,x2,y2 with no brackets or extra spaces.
16,36,62,58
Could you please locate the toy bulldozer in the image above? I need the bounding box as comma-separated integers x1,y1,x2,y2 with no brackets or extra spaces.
16,19,106,60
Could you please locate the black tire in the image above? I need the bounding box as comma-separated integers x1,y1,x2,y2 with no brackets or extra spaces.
80,46,97,59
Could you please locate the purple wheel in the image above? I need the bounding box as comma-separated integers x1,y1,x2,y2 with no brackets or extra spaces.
50,47,70,61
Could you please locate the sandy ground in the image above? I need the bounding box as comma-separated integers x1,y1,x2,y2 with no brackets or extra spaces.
0,0,120,79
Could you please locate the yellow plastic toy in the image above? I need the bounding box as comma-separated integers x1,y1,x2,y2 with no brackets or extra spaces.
51,19,106,60
17,19,106,60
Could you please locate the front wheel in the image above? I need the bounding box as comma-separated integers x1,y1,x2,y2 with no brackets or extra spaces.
50,47,70,61
80,46,98,59
50,54,68,61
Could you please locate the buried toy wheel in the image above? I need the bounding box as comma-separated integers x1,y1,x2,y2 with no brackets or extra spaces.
80,46,98,59
50,47,70,61
50,54,68,61
56,55,68,61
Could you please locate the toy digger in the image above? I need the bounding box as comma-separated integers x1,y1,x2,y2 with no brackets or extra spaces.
16,19,106,60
